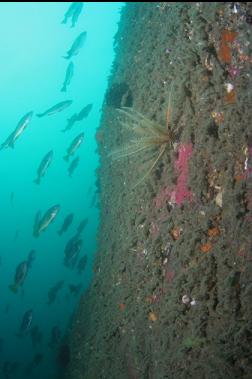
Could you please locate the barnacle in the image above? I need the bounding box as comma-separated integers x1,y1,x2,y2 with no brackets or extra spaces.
109,83,178,187
148,311,158,321
200,242,212,253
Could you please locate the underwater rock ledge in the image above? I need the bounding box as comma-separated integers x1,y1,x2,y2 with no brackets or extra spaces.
65,2,252,378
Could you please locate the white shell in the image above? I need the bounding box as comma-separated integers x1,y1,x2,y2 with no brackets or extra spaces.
225,83,234,93
182,295,190,304
190,298,197,306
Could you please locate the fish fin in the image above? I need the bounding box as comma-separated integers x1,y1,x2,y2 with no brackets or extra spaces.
57,230,62,236
36,113,44,118
62,55,70,60
61,86,66,92
9,141,14,148
63,155,69,162
9,284,18,294
33,177,40,185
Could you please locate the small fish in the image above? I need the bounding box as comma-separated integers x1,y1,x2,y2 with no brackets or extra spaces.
58,213,74,236
47,280,64,306
18,309,33,336
9,261,28,294
68,156,79,177
34,150,53,184
61,61,74,92
71,2,84,28
62,104,93,132
64,235,82,268
37,100,72,117
77,255,87,274
0,111,33,150
90,191,98,208
63,133,84,161
33,204,60,237
76,103,93,120
76,218,88,235
61,2,77,25
68,283,82,295
63,31,87,60
61,113,78,132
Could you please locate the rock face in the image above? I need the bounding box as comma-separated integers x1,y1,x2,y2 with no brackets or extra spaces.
66,3,252,378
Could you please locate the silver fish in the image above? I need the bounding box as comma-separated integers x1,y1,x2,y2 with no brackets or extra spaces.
61,103,92,132
33,204,60,237
9,261,28,294
71,3,83,28
76,103,93,120
68,156,79,177
61,113,77,132
57,213,74,236
36,100,72,117
18,309,33,336
0,111,33,150
63,31,87,60
34,150,53,184
76,218,88,235
61,3,77,25
63,133,84,161
64,235,82,268
61,62,74,92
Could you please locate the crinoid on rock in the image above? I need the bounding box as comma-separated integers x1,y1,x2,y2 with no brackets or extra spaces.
109,83,178,187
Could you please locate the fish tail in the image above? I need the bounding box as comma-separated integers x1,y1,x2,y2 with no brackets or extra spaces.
61,85,66,92
9,284,18,294
33,177,40,185
62,55,69,60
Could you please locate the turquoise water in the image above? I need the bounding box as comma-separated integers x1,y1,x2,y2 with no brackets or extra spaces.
0,2,121,378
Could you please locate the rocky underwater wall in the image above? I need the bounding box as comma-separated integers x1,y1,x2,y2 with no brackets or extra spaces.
66,3,252,379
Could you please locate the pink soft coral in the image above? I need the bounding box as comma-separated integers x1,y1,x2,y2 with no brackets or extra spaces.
174,143,193,205
154,143,193,208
